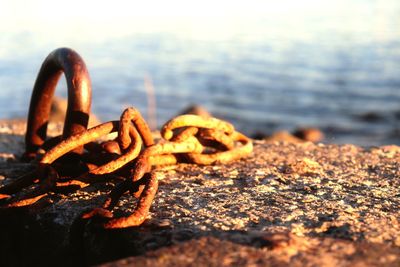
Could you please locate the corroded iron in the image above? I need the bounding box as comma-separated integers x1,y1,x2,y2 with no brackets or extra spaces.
24,47,92,160
0,48,253,230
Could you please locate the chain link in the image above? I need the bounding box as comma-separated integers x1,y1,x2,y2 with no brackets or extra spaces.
0,48,253,229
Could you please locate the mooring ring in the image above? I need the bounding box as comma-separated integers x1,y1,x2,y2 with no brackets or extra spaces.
24,47,92,160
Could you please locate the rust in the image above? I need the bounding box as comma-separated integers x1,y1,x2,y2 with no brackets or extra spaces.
147,136,204,157
0,121,117,203
25,48,92,160
148,154,178,166
0,194,10,200
170,126,199,142
101,179,132,211
103,172,158,229
81,172,155,229
81,207,113,220
1,164,59,207
41,121,119,164
186,131,253,165
0,170,37,195
4,194,48,208
86,124,143,176
119,107,154,150
101,140,121,155
197,128,235,150
130,156,151,182
55,179,89,188
0,48,254,231
161,114,234,140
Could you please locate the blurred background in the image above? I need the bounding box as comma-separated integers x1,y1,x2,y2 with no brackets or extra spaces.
0,0,399,146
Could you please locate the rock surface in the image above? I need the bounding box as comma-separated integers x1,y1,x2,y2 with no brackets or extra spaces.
0,120,399,266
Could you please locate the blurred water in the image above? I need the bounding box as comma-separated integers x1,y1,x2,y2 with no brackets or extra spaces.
0,3,399,146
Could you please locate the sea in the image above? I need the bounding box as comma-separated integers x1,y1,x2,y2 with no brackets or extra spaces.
0,1,399,146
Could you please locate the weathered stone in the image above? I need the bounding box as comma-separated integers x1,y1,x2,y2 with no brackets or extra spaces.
0,120,399,266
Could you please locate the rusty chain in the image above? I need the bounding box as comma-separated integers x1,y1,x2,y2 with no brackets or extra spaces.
0,48,253,229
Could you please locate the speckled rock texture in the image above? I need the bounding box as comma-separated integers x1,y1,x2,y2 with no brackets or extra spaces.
0,120,399,266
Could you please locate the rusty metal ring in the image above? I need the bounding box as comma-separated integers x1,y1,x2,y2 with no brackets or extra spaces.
197,128,235,150
1,47,255,230
185,131,253,165
24,47,92,160
102,172,158,229
171,126,199,142
87,124,143,176
41,121,119,164
119,107,154,150
161,115,234,140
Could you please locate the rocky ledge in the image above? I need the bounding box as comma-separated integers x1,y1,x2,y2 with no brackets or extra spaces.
0,120,399,266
